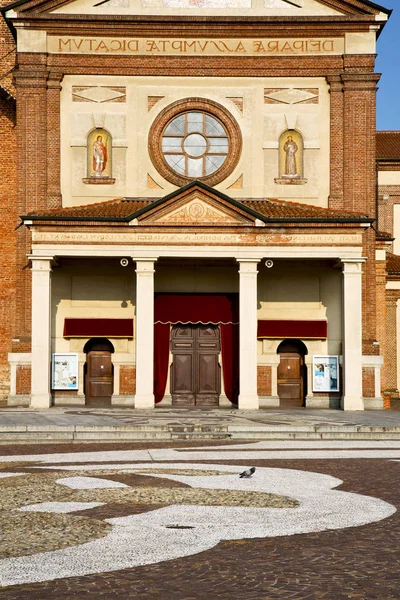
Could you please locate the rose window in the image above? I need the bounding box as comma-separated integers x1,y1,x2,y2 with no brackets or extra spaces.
148,98,242,187
161,112,229,178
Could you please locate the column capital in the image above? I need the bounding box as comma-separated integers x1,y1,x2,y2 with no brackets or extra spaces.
236,258,260,273
27,255,54,271
133,258,158,274
340,258,366,274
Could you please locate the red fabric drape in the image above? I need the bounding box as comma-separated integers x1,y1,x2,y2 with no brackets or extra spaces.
257,320,327,339
153,294,239,404
63,318,134,338
220,323,239,405
154,323,170,404
154,294,238,324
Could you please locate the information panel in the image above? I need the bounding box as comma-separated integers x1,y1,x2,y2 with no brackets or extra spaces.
312,355,339,393
52,353,79,390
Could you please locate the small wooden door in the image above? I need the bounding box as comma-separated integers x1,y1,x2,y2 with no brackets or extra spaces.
171,324,221,406
85,350,113,406
277,352,305,408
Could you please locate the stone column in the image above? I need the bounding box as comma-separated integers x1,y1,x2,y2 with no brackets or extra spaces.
29,256,53,408
133,258,157,409
237,259,260,409
341,259,365,410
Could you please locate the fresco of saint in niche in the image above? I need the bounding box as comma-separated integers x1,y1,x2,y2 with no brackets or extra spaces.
279,129,304,180
87,128,112,179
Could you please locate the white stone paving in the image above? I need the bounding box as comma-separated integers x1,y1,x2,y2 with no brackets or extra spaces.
0,473,27,478
3,442,400,467
17,502,105,513
0,462,396,587
56,477,129,489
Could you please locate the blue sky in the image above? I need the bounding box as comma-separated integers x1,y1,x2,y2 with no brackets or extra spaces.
376,3,400,130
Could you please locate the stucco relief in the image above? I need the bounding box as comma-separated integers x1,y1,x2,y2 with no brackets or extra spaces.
264,88,319,105
72,86,126,103
144,198,251,225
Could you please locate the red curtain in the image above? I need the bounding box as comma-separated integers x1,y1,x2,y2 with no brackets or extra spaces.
153,294,239,404
220,323,239,404
154,323,170,404
64,318,134,338
257,320,327,339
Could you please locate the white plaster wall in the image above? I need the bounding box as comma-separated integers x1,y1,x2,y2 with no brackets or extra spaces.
60,75,330,206
257,260,341,358
51,0,342,17
51,260,136,357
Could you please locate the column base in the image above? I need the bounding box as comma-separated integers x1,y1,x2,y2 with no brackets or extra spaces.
340,396,364,411
30,394,52,408
134,394,155,409
238,394,259,410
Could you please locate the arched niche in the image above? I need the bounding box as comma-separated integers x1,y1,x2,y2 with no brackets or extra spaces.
86,128,113,180
275,129,307,185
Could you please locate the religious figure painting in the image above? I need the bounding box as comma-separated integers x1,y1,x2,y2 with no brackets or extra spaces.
279,129,304,180
87,128,112,179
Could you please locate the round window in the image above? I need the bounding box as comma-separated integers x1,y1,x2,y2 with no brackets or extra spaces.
149,99,242,187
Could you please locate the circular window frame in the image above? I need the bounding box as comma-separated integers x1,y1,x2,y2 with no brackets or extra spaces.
148,98,242,187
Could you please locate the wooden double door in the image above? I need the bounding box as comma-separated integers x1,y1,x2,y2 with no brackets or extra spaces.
171,324,221,407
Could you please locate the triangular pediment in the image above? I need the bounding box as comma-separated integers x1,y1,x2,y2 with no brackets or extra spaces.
5,0,389,18
133,183,256,227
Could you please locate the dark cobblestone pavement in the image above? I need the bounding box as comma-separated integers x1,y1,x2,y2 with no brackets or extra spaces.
0,443,399,599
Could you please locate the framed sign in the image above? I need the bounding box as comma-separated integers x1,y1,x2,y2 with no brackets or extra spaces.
312,355,339,393
52,353,79,390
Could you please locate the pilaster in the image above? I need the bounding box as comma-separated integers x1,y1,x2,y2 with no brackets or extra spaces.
327,75,344,211
47,72,63,208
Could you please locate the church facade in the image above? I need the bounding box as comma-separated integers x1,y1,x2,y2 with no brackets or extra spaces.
0,0,394,410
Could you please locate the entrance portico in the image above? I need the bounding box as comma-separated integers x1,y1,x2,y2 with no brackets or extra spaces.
17,182,374,410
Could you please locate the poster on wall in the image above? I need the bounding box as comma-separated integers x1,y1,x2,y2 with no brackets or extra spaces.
52,353,79,390
312,355,339,393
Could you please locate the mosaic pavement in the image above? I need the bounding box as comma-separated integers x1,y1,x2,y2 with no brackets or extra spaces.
0,440,399,598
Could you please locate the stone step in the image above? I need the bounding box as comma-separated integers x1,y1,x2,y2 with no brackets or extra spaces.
1,424,400,443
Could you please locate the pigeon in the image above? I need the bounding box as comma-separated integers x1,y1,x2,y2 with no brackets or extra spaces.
239,467,256,478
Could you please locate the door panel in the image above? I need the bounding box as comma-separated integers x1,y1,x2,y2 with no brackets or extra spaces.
85,350,113,406
171,324,220,406
277,352,304,408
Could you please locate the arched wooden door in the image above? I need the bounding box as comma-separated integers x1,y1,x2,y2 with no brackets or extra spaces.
84,338,114,406
277,339,307,408
171,324,221,407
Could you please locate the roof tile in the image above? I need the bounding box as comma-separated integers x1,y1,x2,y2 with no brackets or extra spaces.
376,131,400,161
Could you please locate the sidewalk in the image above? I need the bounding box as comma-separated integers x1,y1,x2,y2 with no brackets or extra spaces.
1,406,400,442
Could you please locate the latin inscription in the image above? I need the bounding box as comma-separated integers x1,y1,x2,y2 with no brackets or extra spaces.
32,231,361,245
48,36,344,56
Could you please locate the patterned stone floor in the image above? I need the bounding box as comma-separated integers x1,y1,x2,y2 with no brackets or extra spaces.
0,441,399,599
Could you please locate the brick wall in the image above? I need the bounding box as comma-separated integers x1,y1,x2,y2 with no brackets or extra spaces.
257,366,271,396
362,367,375,398
16,365,31,395
120,366,136,395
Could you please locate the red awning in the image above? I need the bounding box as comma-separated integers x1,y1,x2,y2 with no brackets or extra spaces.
63,318,134,338
257,320,327,339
